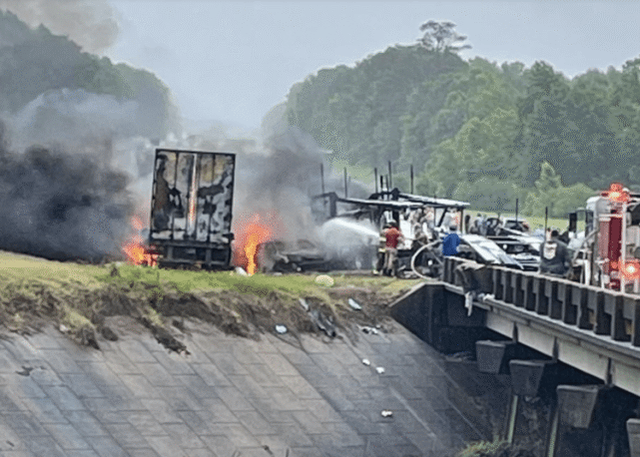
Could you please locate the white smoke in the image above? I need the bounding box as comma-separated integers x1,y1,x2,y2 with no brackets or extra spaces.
0,0,119,53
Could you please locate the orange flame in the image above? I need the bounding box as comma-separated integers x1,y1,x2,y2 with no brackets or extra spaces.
122,215,157,267
234,215,274,275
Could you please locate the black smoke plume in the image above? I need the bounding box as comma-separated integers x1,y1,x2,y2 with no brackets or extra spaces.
0,122,133,262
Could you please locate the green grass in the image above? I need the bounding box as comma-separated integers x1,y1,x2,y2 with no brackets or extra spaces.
0,251,419,336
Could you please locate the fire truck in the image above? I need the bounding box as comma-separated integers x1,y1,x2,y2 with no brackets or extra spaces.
574,183,640,292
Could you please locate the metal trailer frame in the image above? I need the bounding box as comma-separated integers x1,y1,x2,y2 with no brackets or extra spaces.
148,148,236,269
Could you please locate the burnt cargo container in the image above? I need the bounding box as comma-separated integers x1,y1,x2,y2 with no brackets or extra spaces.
149,148,235,269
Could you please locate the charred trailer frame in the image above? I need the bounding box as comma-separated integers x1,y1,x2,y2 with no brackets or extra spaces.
148,148,235,269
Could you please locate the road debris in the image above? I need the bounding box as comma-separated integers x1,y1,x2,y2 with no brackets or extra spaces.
362,326,379,335
362,358,371,366
348,298,362,310
310,309,337,338
381,410,393,417
275,324,288,334
376,366,385,374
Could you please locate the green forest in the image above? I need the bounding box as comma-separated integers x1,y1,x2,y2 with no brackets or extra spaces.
283,23,640,217
0,10,177,140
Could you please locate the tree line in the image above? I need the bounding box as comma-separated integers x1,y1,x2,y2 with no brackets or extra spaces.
0,10,177,140
283,23,640,217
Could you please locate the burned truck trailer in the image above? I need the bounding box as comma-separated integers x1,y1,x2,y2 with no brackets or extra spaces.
148,148,235,269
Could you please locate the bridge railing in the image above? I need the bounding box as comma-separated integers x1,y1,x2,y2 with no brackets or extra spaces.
442,257,640,348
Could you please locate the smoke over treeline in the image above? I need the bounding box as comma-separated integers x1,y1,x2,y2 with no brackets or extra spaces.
0,0,118,54
0,9,178,138
0,6,370,265
0,7,179,262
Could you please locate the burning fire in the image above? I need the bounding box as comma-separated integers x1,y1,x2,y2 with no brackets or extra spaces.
234,214,274,275
122,215,157,266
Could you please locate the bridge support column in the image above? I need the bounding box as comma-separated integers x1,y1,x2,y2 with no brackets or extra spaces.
475,340,516,374
627,418,640,457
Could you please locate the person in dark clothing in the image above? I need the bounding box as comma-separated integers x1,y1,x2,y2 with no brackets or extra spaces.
539,229,572,276
442,225,461,257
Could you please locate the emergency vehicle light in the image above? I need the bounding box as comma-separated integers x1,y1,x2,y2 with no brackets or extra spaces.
602,182,630,203
614,259,640,280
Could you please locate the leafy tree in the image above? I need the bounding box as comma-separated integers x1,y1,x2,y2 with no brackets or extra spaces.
523,162,593,217
418,20,471,53
0,10,177,139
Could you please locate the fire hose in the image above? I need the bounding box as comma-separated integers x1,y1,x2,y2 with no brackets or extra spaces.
410,240,443,279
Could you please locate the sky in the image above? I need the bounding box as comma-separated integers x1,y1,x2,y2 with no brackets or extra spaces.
100,1,640,131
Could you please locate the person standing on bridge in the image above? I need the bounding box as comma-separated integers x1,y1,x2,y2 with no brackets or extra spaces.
539,229,572,277
442,224,461,257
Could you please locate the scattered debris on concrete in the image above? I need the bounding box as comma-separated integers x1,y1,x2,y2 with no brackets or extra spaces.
362,358,371,366
348,298,362,310
376,366,386,374
381,410,393,418
362,326,379,335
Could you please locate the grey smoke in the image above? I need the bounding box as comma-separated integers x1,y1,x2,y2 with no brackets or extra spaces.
10,89,139,154
232,126,370,252
0,0,118,53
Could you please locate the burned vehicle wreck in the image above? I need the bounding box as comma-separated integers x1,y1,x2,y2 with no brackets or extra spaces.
149,148,235,269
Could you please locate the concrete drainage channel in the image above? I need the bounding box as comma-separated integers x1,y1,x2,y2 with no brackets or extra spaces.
0,307,490,457
390,281,640,457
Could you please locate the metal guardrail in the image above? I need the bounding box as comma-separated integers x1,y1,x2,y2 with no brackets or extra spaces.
443,257,640,348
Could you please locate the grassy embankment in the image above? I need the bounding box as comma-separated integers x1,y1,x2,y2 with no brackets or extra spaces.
0,251,419,346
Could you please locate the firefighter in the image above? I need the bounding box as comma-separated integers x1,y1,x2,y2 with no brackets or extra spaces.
539,229,572,277
383,221,404,277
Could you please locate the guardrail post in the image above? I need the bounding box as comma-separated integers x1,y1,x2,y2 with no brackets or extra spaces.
534,276,548,315
546,278,562,319
522,273,535,310
623,295,640,347
605,293,629,342
557,280,576,325
494,268,504,301
573,285,592,330
588,289,608,336
443,257,452,283
503,269,513,304
511,271,523,306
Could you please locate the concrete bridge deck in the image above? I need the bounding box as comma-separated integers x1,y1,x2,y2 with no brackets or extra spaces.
0,318,481,457
440,257,640,398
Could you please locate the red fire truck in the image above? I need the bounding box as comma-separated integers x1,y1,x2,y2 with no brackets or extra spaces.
579,183,640,292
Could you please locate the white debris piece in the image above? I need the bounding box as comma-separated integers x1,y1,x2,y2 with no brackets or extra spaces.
235,267,248,276
275,325,288,334
59,324,69,333
381,410,393,417
362,326,379,335
376,366,385,374
299,298,310,311
348,298,362,311
362,358,371,366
